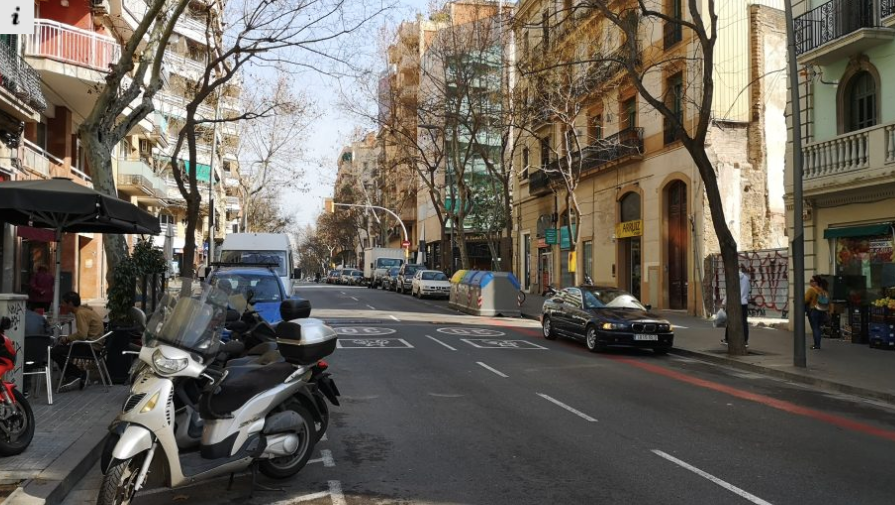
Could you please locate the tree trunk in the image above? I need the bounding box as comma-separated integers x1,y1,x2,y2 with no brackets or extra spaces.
82,125,129,283
455,216,471,269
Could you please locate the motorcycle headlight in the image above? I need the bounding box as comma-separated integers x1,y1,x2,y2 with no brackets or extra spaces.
152,349,188,375
601,322,627,331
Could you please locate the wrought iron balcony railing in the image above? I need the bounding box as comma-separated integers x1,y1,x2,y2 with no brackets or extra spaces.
545,127,644,176
0,41,47,113
528,169,552,196
794,0,876,55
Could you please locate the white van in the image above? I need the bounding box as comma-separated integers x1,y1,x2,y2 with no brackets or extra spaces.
218,233,296,293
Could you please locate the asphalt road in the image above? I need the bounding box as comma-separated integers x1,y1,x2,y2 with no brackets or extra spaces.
67,282,895,504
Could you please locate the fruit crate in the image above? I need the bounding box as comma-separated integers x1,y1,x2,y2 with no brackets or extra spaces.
847,306,869,344
869,306,895,324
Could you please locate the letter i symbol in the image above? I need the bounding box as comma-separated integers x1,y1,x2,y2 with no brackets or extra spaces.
12,7,20,25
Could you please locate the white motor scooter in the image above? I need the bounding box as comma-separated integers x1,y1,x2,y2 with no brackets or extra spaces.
98,279,337,505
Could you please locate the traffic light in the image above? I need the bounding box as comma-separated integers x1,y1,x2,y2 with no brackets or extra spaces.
324,198,334,213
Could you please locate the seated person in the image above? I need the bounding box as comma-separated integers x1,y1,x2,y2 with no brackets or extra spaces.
51,291,105,392
26,306,50,336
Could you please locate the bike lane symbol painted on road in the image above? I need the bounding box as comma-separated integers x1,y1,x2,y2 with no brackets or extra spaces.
334,326,397,336
336,338,414,349
461,339,548,349
436,327,505,337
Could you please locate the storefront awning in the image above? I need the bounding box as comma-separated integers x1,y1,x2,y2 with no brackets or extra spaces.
17,226,55,242
824,223,893,239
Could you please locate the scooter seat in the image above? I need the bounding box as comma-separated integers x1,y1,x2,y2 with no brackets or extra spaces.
200,362,294,419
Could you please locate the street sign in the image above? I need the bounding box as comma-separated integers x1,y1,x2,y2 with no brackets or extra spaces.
402,240,411,248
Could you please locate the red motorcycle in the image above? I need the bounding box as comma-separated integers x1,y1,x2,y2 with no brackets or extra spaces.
0,316,34,456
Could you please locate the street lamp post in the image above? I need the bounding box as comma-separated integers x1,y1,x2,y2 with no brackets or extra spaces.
332,202,410,259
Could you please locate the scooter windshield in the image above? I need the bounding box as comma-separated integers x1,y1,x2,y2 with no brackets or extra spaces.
143,278,229,356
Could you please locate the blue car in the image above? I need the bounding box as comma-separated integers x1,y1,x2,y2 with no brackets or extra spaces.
207,266,295,328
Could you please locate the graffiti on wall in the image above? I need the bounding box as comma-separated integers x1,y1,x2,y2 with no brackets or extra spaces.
708,248,789,319
3,300,24,382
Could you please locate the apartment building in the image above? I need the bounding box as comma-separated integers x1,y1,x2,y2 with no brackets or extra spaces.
512,0,788,315
335,132,382,265
788,0,895,304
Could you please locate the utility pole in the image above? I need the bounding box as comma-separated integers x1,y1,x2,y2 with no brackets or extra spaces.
329,201,410,259
785,0,806,367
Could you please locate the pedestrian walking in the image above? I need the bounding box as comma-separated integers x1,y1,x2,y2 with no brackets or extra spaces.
722,264,751,347
805,275,831,350
28,264,54,312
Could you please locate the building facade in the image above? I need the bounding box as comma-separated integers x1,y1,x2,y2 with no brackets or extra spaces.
335,132,382,265
788,0,895,307
512,0,788,316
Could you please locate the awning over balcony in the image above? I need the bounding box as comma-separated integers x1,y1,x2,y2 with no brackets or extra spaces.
824,223,894,239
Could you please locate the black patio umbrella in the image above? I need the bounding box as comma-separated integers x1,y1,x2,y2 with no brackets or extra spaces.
0,178,161,330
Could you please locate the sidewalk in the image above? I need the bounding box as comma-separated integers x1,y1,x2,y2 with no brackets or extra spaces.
0,385,127,505
520,292,895,405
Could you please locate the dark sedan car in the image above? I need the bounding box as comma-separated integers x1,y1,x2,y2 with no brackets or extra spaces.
541,286,673,354
383,266,400,291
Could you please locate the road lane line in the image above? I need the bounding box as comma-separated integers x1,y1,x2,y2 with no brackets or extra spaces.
613,356,895,443
367,304,376,310
651,450,773,505
477,362,508,378
426,334,457,351
536,393,598,422
389,315,400,321
350,296,358,301
307,449,335,467
329,480,347,505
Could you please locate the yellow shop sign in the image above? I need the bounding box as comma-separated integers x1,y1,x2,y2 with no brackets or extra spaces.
616,219,643,238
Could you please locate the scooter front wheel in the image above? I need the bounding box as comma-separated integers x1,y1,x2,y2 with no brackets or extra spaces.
259,404,316,479
0,389,35,456
97,455,144,505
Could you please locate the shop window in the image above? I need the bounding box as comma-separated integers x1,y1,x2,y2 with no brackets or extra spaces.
846,71,877,132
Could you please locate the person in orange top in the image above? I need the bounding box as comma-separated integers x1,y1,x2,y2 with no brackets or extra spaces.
805,275,830,350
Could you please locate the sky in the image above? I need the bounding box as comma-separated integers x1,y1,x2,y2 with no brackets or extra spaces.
279,0,431,232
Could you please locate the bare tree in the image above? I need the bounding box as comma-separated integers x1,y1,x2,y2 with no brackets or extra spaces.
518,1,746,354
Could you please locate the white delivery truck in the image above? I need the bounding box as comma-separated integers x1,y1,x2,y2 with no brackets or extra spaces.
218,233,296,293
363,247,405,288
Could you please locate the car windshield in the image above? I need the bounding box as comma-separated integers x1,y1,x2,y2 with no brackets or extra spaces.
422,271,447,281
388,267,399,276
582,288,646,310
210,272,283,303
351,271,362,277
219,250,287,277
143,278,228,357
377,258,403,268
404,266,421,275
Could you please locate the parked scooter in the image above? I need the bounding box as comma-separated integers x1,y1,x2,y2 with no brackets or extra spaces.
97,279,338,504
0,317,34,456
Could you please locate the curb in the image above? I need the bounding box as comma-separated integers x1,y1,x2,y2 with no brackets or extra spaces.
522,310,893,405
4,423,108,505
669,348,895,405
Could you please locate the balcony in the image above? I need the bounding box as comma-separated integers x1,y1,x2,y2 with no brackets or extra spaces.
0,43,47,118
801,122,895,194
24,19,120,119
155,91,216,121
545,127,644,176
794,0,895,65
885,0,895,22
528,169,552,197
164,51,206,81
117,159,167,201
21,140,63,178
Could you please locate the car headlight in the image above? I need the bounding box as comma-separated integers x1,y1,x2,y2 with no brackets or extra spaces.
152,349,188,375
601,322,627,331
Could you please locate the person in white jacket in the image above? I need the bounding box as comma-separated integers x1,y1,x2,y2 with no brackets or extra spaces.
722,265,751,347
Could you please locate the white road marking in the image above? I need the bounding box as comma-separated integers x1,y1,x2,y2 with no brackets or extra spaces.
389,314,400,321
308,449,335,467
462,339,548,349
329,480,347,505
536,393,598,422
341,291,346,295
350,296,358,301
477,362,508,378
675,325,689,329
426,334,457,351
651,450,773,505
367,304,376,310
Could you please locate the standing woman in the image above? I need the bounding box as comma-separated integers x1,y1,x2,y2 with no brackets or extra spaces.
805,275,831,349
29,264,54,312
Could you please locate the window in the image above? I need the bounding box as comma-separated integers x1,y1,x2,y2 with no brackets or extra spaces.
664,72,683,145
521,147,530,180
590,113,603,144
846,71,877,132
223,160,232,173
540,136,551,170
621,98,636,131
159,214,174,226
664,0,683,49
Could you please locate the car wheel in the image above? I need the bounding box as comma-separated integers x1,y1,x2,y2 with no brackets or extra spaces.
542,316,557,340
585,325,603,353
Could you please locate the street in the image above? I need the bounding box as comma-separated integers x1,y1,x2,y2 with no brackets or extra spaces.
67,282,895,504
